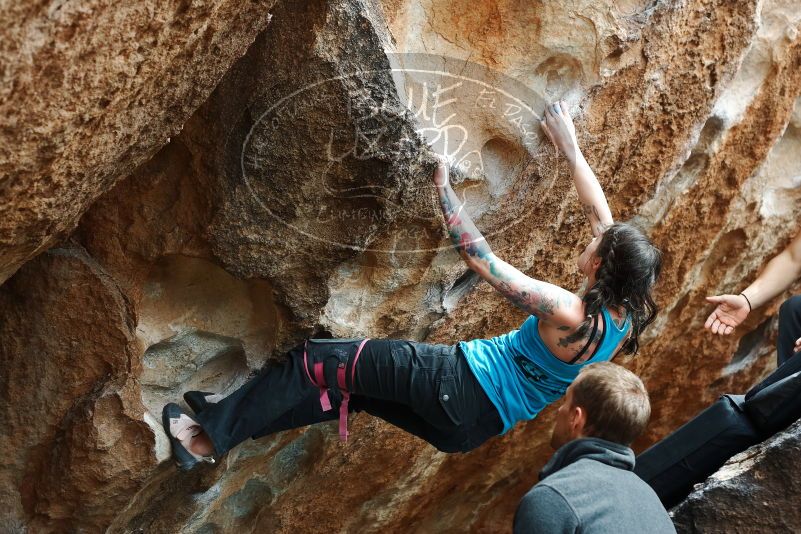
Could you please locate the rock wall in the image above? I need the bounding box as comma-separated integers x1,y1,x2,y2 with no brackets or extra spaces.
671,419,801,533
2,0,801,532
0,0,276,284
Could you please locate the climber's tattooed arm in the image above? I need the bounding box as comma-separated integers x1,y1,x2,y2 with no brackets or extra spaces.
435,176,493,261
478,254,579,319
541,101,613,237
572,154,613,238
582,202,608,237
434,161,585,324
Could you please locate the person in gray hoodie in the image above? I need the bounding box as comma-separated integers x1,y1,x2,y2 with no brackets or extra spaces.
513,362,675,534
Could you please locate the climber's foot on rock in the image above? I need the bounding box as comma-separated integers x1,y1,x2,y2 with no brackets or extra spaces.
183,390,223,414
162,403,216,470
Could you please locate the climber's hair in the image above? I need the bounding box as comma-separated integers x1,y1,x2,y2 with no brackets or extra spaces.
581,222,662,355
571,362,651,446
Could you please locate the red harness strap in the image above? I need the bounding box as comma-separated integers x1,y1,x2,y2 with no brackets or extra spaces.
302,338,369,441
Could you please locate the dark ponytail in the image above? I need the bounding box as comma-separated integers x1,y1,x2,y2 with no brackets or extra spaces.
581,223,662,355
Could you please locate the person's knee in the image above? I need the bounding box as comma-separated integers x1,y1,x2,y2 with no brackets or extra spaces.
779,295,801,322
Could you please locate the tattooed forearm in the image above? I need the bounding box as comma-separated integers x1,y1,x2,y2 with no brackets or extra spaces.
436,176,493,260
582,202,606,236
570,150,614,235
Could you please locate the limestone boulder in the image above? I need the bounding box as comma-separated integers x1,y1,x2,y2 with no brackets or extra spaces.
193,0,437,324
0,0,277,284
0,243,153,532
671,419,801,533
2,0,801,531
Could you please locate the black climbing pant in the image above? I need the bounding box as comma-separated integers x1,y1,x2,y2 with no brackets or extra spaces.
778,295,801,366
192,339,503,455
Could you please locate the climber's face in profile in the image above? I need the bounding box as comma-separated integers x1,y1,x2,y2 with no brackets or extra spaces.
576,232,602,279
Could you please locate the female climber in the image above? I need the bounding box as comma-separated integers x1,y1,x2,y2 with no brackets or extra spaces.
162,100,663,469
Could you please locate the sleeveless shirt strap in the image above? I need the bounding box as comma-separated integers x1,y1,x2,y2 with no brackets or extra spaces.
568,313,599,365
587,311,607,360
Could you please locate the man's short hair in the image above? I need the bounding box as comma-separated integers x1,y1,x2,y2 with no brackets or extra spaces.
571,362,650,445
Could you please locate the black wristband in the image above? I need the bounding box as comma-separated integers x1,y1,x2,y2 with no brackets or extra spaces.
740,292,752,311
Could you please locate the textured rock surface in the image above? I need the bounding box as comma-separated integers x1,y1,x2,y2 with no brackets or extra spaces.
196,0,434,324
2,0,801,531
0,244,154,532
0,0,276,285
671,419,801,533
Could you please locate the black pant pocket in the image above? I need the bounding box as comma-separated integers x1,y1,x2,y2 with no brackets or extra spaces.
436,375,462,426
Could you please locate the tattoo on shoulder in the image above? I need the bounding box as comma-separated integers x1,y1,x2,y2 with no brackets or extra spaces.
557,326,590,348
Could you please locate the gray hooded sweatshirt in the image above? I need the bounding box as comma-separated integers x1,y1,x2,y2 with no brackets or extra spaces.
513,438,675,534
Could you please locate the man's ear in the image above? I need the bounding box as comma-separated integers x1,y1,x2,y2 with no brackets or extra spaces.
570,404,588,438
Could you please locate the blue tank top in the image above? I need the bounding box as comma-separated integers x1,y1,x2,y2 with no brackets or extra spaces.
458,307,631,434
